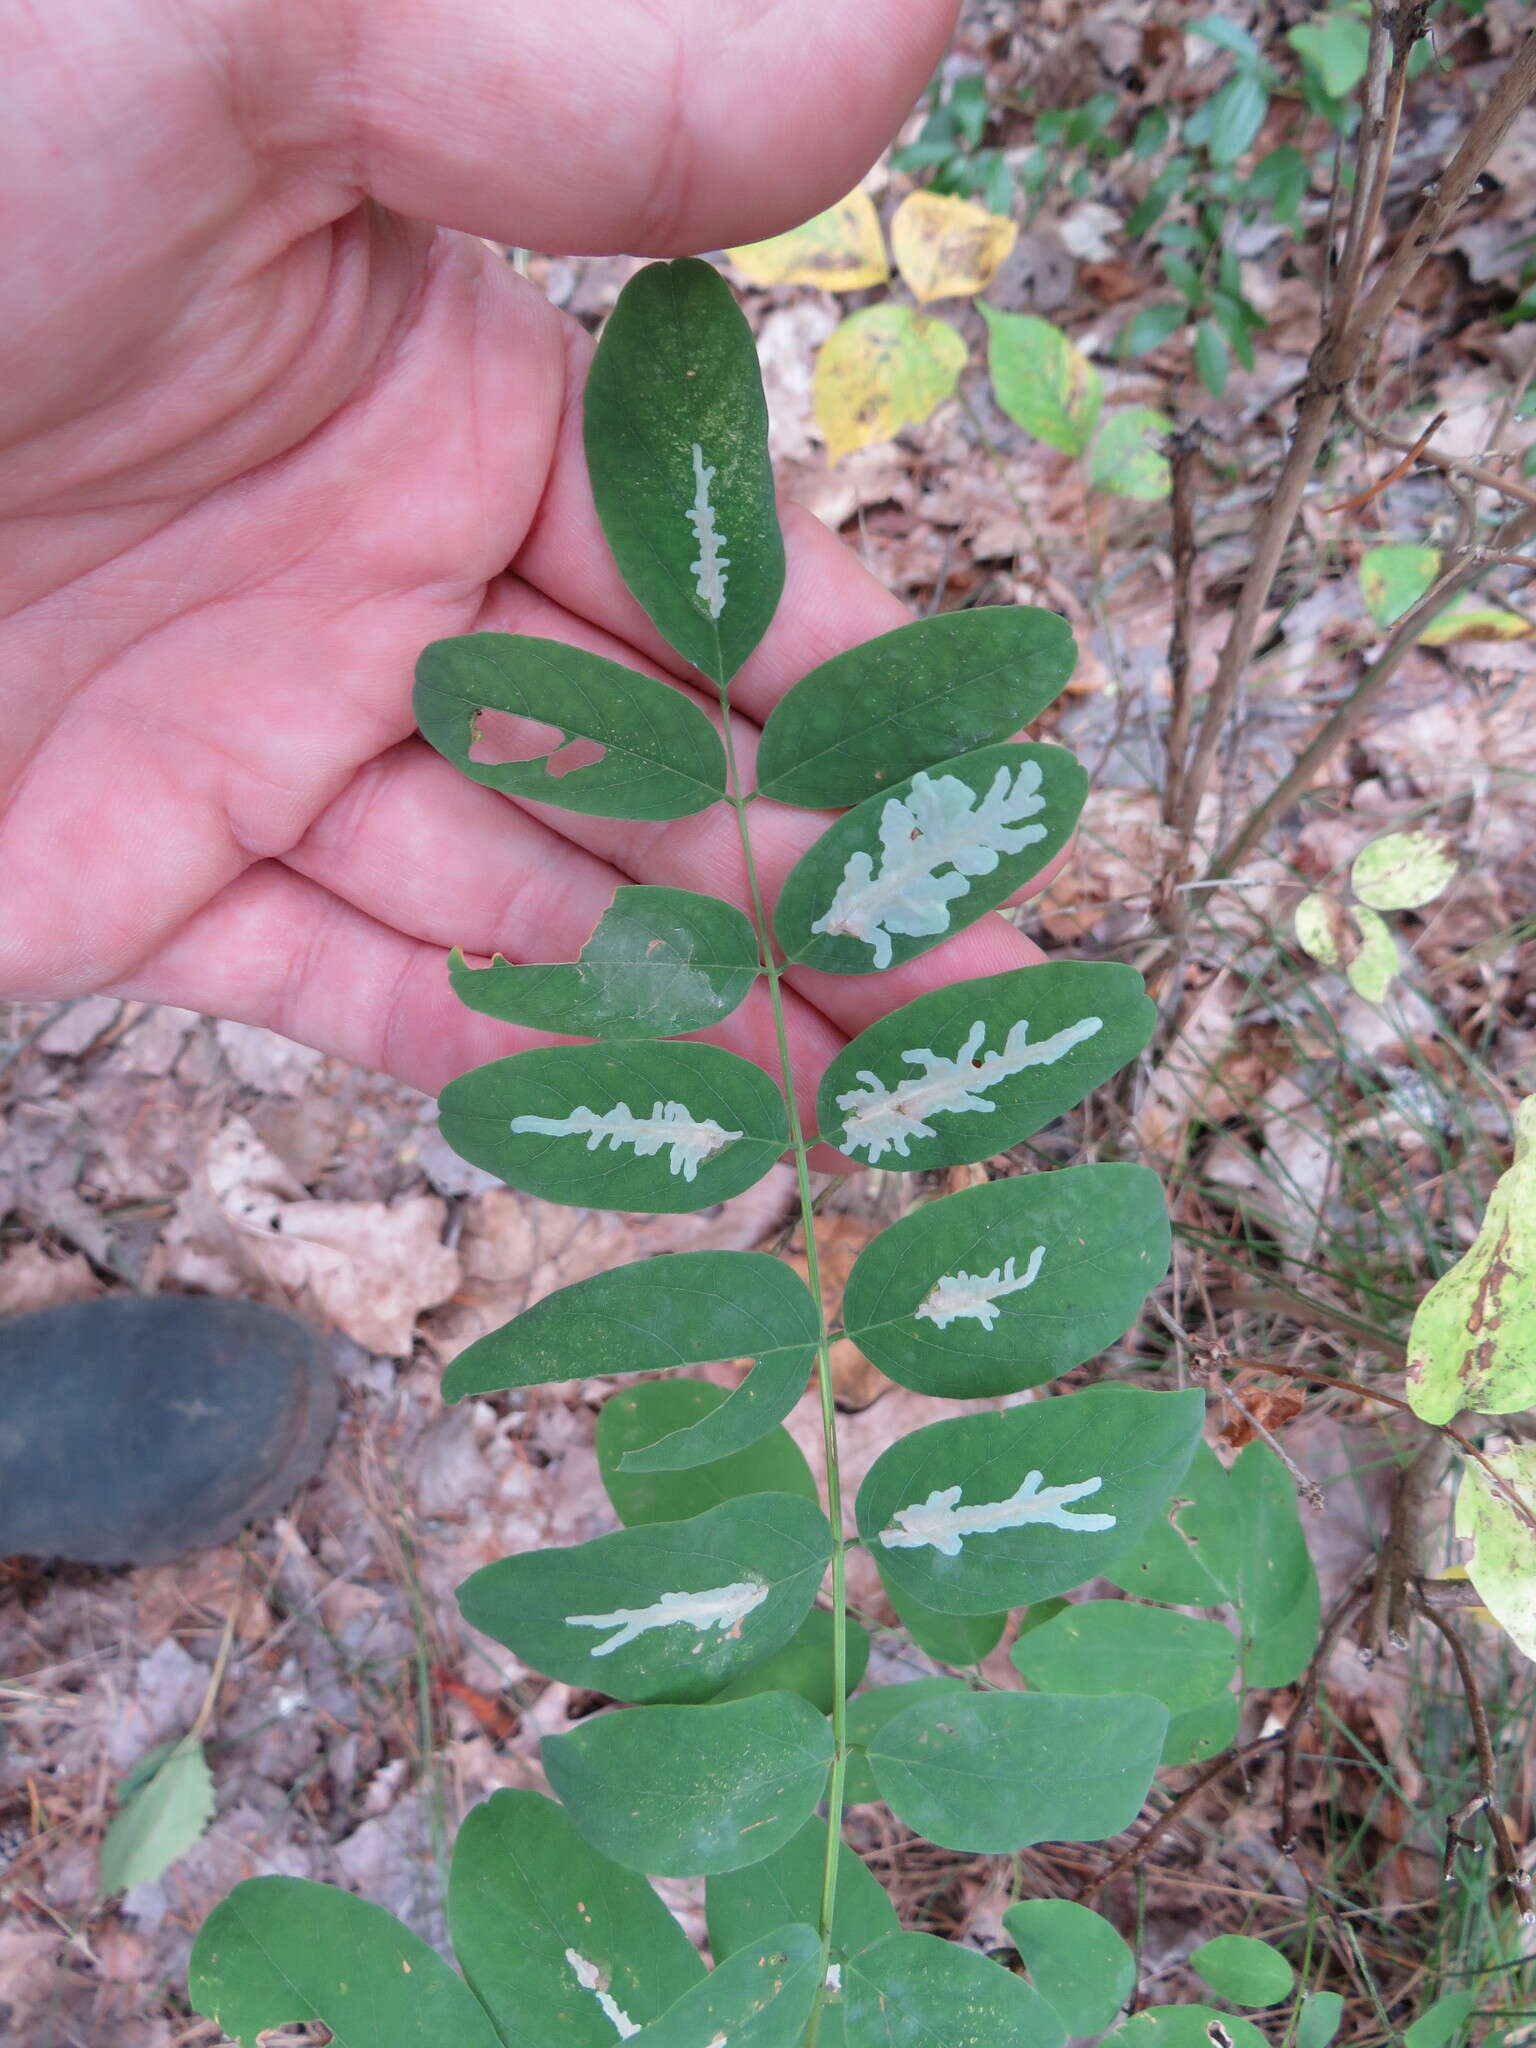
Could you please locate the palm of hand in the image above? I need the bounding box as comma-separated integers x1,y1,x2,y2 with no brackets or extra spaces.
0,0,1042,1129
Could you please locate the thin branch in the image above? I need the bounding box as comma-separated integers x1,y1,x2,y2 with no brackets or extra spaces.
1160,427,1199,835
1342,388,1536,512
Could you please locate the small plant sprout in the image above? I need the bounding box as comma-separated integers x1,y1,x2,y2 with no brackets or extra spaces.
1295,826,1457,1003
187,259,1320,2048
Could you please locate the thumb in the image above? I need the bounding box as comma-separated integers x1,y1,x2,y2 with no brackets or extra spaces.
290,0,957,252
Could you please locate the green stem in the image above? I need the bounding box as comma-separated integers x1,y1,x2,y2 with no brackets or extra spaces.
712,680,847,2044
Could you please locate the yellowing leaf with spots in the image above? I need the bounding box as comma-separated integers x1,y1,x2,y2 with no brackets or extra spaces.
1351,831,1456,912
1407,1097,1536,1424
1293,893,1397,1002
890,190,1017,304
813,306,966,463
726,189,890,292
1359,544,1438,627
1417,599,1532,645
1454,1439,1536,1662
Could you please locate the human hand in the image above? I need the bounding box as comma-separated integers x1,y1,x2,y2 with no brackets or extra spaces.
0,0,1051,1133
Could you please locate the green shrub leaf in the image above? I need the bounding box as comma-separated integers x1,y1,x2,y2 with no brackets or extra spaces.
1109,2006,1269,2048
631,1926,820,2048
1104,1442,1319,1684
595,1378,817,1526
1297,1991,1346,2048
707,1817,898,1970
584,258,784,683
415,634,726,818
980,308,1102,454
709,1607,869,1712
844,1931,1066,2048
457,1492,831,1703
1453,1440,1536,1660
1088,409,1173,500
866,1689,1166,1851
448,1790,704,2042
100,1734,214,1895
448,888,759,1039
438,1042,787,1212
843,1677,972,1805
187,1877,503,2048
857,1384,1205,1615
817,962,1156,1168
879,1573,1008,1666
1012,1602,1238,1765
441,1252,818,1453
1190,1934,1295,2007
1358,543,1439,627
842,1162,1169,1394
775,743,1086,975
1002,1898,1135,2036
543,1693,834,1876
755,608,1076,810
1404,1991,1477,2048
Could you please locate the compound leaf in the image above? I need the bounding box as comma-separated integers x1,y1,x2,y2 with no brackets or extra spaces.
441,1253,818,1454
584,258,784,682
1002,1899,1135,2036
866,1689,1166,1852
448,1790,704,2043
844,1932,1065,2048
814,306,966,464
438,1042,787,1213
858,1385,1205,1616
457,1493,831,1704
843,1162,1169,1395
543,1692,834,1877
776,745,1086,976
1190,1935,1294,2007
596,1378,818,1526
727,189,889,291
755,608,1076,810
817,963,1155,1168
707,1817,897,1970
187,1877,502,2048
630,1926,821,2048
448,888,759,1040
1012,1601,1238,1766
980,308,1102,455
1406,1097,1536,1425
415,634,725,819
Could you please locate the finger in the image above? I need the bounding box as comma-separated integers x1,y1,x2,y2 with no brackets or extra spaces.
286,1,957,257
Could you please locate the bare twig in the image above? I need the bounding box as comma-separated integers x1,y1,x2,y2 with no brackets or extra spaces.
1161,427,1199,836
1342,388,1536,512
1363,1434,1453,1653
1326,409,1446,514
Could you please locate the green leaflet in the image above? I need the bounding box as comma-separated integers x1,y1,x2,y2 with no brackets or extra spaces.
755,608,1076,809
543,1692,834,1877
880,1573,1008,1666
595,1378,818,1525
448,1791,704,2043
630,1926,820,2048
1406,1096,1536,1425
584,258,784,682
707,1817,898,1970
866,1689,1167,1852
438,1041,787,1213
1453,1441,1536,1660
710,1606,870,1712
1190,1934,1295,2007
843,1930,1067,2048
1297,1991,1346,2048
448,887,759,1039
441,1252,818,1468
816,963,1156,1168
1088,408,1173,501
843,1162,1169,1395
1002,1899,1135,2036
843,1677,972,1806
1012,1601,1238,1766
980,307,1102,455
1109,2007,1269,2048
1103,1441,1320,1685
457,1493,831,1704
415,633,726,819
775,742,1086,975
857,1384,1205,1616
1404,1991,1478,2048
99,1734,214,1895
187,1877,504,2048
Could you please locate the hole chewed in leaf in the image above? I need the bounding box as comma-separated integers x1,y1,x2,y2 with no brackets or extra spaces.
468,708,607,779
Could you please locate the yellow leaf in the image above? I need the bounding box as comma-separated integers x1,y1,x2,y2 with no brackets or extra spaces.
726,190,890,292
1350,830,1456,912
890,191,1017,304
813,306,966,464
1417,600,1532,646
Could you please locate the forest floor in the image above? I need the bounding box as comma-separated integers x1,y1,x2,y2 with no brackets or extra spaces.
4,2,1536,2041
